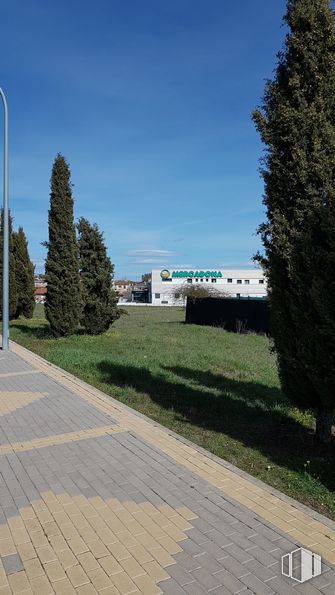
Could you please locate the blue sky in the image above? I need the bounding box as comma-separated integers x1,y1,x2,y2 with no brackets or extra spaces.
1,0,287,279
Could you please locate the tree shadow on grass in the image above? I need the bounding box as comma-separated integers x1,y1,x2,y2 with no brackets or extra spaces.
10,322,54,340
96,360,335,492
10,323,89,340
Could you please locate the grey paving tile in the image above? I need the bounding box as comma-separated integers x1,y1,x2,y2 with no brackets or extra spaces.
1,553,24,575
212,568,248,593
216,555,250,579
161,578,189,594
190,567,223,591
242,559,277,583
264,576,302,594
239,572,275,594
168,564,195,586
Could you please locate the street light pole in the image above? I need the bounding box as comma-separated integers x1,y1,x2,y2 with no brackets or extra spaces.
0,88,9,351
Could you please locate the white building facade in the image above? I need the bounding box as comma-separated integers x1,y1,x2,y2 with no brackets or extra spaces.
150,268,267,306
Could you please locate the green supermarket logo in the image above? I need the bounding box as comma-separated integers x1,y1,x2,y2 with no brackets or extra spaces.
160,269,171,279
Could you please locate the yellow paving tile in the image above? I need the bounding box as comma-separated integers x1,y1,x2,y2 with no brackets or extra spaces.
8,570,30,593
310,545,335,565
78,526,97,543
0,527,11,541
144,523,166,541
43,560,66,583
114,510,133,525
24,557,45,580
11,527,31,546
150,546,175,568
119,556,146,579
126,520,145,537
99,555,123,577
110,571,138,594
133,574,163,595
98,527,118,546
43,522,60,539
48,535,67,553
163,524,188,542
52,577,77,595
134,533,159,552
59,522,78,540
117,531,138,549
57,548,78,570
0,391,46,416
17,542,36,562
98,586,121,595
107,542,131,562
77,584,99,595
156,536,183,556
0,539,16,557
29,573,54,595
30,532,48,549
0,561,8,588
67,536,89,556
86,539,109,559
87,568,113,591
123,502,141,515
35,545,57,564
76,553,100,573
128,545,153,566
24,519,42,533
8,517,25,531
66,564,90,588
142,561,170,583
0,425,123,455
169,514,193,532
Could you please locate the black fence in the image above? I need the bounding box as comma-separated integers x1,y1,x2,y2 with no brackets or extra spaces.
186,297,269,334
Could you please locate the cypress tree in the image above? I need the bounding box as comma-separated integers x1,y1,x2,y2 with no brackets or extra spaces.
0,210,18,320
12,227,35,319
45,154,81,337
253,0,335,442
77,217,119,335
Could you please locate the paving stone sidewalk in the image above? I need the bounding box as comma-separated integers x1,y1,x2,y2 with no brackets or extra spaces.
0,344,335,594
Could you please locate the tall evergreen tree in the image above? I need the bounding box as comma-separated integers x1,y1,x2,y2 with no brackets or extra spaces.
0,210,18,320
12,227,35,319
253,0,335,442
45,154,81,337
77,217,119,335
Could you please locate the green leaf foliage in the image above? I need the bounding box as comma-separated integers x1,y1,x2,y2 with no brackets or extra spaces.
253,0,335,425
0,209,18,320
45,154,81,337
78,217,119,335
12,227,35,319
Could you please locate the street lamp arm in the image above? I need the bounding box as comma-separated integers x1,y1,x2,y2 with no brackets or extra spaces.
0,87,9,351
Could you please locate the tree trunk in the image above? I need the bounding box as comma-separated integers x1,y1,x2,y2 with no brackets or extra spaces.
315,408,333,444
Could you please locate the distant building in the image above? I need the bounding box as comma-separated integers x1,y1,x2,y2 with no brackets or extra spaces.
35,286,47,304
114,280,134,298
34,275,46,288
150,268,267,306
34,276,47,303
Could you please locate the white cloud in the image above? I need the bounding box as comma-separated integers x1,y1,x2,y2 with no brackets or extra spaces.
126,249,176,258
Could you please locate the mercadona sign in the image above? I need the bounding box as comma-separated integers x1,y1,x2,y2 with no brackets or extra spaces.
171,270,222,278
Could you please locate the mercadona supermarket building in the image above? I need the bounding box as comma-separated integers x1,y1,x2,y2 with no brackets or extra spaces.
150,268,267,306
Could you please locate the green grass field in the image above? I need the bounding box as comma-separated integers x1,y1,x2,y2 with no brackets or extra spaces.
7,304,335,519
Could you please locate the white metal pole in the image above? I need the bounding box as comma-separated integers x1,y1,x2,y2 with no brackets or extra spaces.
0,88,9,350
